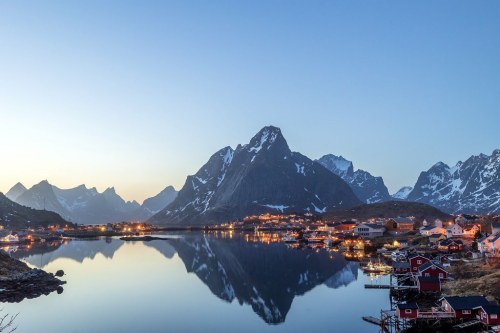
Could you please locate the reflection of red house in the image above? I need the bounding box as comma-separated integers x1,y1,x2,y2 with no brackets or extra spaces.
396,303,418,319
417,276,441,293
474,305,500,326
440,296,490,320
409,254,430,273
417,262,449,280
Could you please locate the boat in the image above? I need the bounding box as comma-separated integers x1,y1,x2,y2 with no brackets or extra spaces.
362,259,392,274
304,232,327,243
282,233,298,243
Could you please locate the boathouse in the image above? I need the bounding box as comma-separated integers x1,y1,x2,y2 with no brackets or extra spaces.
473,305,500,326
396,303,419,319
440,296,490,320
417,276,441,293
417,262,448,280
437,239,464,252
409,254,430,273
392,262,411,275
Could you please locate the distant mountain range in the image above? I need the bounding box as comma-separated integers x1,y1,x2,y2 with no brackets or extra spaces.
0,193,70,229
6,181,177,224
150,126,362,225
5,126,499,224
316,154,391,203
406,150,500,215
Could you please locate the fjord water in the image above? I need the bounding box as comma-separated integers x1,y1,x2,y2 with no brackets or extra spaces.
6,234,390,333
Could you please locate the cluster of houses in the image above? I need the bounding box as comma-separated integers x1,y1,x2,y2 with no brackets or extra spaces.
390,252,500,330
396,296,500,327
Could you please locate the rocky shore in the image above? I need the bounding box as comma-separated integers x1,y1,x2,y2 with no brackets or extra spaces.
0,250,66,303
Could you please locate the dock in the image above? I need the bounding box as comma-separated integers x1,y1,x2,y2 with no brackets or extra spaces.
453,319,481,330
362,316,382,325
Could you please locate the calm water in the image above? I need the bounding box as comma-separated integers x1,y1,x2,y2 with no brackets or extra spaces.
4,233,390,333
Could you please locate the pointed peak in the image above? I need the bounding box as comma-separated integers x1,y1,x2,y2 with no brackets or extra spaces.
10,182,27,191
248,126,288,154
104,187,116,194
317,154,354,176
492,149,500,156
431,161,449,169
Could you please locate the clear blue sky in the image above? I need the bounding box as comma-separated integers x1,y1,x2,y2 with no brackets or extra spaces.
1,1,499,202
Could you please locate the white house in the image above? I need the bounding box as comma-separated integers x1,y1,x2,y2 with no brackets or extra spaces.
434,219,443,228
478,234,500,257
353,223,385,238
420,225,446,236
446,224,463,238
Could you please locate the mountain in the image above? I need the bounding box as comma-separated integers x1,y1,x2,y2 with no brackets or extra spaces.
150,126,361,225
323,201,452,222
0,193,70,229
392,186,413,200
5,182,27,201
167,234,356,324
406,150,500,214
141,186,177,215
11,181,173,224
316,155,391,203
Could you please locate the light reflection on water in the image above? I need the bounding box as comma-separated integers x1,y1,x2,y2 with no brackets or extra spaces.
4,233,390,333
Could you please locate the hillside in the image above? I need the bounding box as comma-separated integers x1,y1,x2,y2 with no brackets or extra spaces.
0,193,71,229
323,200,452,221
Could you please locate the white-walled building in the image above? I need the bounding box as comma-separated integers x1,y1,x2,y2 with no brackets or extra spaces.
353,223,385,238
446,224,463,238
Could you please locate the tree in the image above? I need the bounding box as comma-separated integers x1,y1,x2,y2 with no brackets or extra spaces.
0,310,17,333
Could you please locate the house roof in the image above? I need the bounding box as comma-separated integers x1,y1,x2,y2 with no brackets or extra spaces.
446,224,462,231
357,223,385,230
490,234,500,243
420,226,435,231
409,253,431,260
393,262,411,269
473,305,500,315
429,234,445,239
397,303,419,310
391,217,414,223
439,239,463,246
418,261,447,273
441,296,490,310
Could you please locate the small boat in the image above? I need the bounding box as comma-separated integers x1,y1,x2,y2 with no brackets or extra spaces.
363,260,392,274
282,233,298,243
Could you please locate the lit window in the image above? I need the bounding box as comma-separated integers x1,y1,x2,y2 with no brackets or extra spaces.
405,309,412,314
462,310,471,314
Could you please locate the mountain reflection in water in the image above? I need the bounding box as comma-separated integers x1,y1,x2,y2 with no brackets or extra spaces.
11,232,367,328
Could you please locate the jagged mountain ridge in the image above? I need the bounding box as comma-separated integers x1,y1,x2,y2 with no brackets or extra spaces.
5,182,27,201
316,154,391,203
0,193,70,229
11,181,177,224
407,150,500,214
150,126,361,225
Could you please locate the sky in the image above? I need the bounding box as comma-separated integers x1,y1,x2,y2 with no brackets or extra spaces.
1,1,499,203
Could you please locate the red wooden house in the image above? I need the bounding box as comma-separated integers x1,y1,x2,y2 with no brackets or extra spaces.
417,262,449,280
474,305,500,326
440,296,490,320
409,254,430,273
396,303,419,319
417,276,441,293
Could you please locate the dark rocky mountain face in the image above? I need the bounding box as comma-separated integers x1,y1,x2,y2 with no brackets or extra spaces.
0,193,70,229
407,150,500,214
316,154,391,204
10,181,173,224
141,186,178,215
5,182,27,201
166,234,357,324
151,126,361,225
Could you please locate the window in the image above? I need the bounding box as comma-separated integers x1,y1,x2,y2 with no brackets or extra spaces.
491,314,498,319
405,309,412,314
439,273,443,278
462,310,471,314
417,260,422,264
425,273,430,277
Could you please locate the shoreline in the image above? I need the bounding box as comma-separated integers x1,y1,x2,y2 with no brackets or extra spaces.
0,250,66,303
